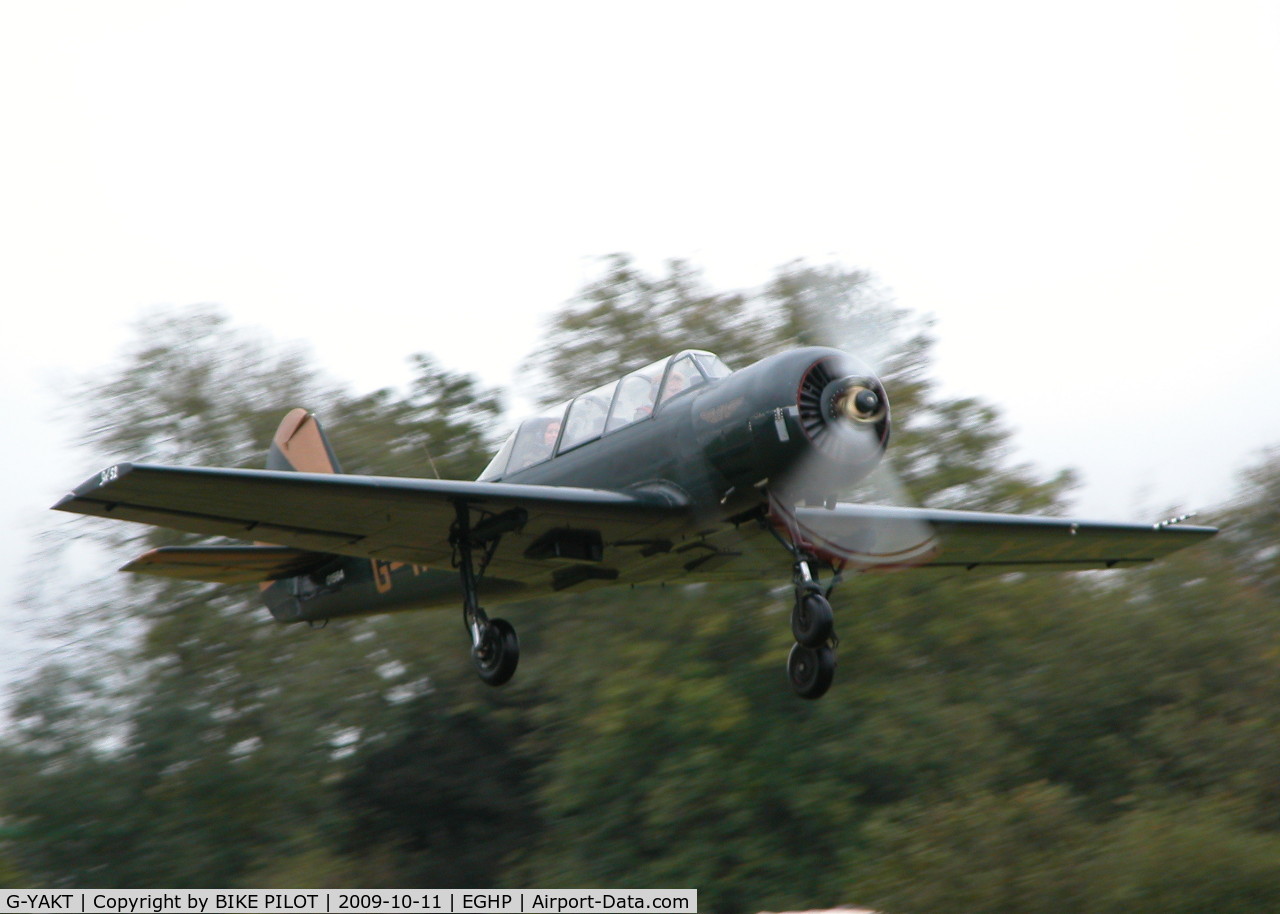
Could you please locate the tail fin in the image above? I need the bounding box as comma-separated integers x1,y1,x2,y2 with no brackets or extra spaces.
267,408,344,474
259,409,351,619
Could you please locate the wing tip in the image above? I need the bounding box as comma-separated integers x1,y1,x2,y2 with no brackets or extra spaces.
51,463,139,511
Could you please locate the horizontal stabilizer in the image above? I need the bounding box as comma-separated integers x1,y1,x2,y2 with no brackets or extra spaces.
121,545,336,585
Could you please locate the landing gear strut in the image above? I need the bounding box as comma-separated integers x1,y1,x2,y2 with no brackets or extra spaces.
787,555,838,699
764,512,842,699
791,563,835,647
452,501,519,687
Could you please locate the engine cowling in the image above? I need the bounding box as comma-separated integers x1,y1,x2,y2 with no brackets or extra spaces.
692,347,890,508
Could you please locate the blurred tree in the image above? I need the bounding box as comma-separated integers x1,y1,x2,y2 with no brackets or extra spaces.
338,690,540,887
1083,801,1280,914
859,782,1093,914
1221,445,1280,604
323,353,502,480
70,305,325,478
513,586,861,912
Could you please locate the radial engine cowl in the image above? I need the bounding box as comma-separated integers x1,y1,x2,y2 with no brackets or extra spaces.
694,348,891,506
797,354,890,459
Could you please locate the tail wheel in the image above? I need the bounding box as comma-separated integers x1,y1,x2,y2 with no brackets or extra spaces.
791,591,835,647
787,643,836,700
473,618,520,686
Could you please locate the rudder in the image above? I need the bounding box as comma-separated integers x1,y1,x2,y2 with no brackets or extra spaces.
259,408,350,620
268,408,344,474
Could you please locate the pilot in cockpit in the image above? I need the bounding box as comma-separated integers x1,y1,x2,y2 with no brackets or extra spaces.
659,368,688,403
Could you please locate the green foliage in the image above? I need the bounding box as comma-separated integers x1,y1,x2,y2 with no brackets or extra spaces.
1223,445,1280,605
860,783,1093,914
538,592,859,901
861,794,1280,914
1083,802,1280,914
338,691,541,887
5,265,1279,912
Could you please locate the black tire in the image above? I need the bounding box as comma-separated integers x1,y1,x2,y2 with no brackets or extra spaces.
791,591,835,647
473,618,520,686
787,643,836,700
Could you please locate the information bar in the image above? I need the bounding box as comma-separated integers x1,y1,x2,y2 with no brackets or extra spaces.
0,890,696,914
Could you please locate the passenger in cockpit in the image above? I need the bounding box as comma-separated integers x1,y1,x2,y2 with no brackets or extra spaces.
512,417,562,469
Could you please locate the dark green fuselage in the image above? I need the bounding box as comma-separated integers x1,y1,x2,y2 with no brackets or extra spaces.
261,346,889,624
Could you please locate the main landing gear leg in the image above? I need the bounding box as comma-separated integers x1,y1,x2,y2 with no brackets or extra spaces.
786,555,837,700
452,502,519,687
761,511,840,699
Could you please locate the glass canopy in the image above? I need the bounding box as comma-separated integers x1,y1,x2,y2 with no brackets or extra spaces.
477,350,731,480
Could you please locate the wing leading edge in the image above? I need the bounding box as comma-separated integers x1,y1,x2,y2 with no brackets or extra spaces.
789,502,1217,572
53,463,691,579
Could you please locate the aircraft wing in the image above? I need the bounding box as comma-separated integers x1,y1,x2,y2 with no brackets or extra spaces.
53,463,690,578
783,502,1217,572
53,463,1215,593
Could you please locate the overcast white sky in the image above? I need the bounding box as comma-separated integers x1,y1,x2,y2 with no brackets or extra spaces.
3,1,1279,679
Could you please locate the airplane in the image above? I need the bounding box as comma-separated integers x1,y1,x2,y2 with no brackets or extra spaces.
53,346,1217,699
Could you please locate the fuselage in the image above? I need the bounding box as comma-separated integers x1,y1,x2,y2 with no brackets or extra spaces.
498,346,890,516
263,345,892,624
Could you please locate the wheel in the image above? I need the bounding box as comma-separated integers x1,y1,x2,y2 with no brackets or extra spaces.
791,591,835,647
472,618,520,686
787,643,836,700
